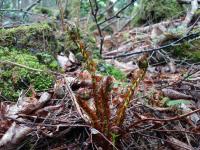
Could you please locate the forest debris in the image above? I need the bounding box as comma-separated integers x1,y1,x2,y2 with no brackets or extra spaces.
0,122,32,149
150,25,165,40
103,35,115,51
168,136,194,150
35,103,65,116
183,0,199,26
178,0,200,4
8,92,51,116
105,59,137,73
68,51,77,63
168,61,176,73
103,42,134,56
180,103,200,125
57,53,72,70
129,18,182,34
53,79,66,98
162,88,193,100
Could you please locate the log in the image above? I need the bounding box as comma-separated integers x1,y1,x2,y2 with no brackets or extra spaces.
0,23,57,52
177,0,200,4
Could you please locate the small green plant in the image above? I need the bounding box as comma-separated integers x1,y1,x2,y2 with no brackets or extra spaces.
162,97,192,107
172,42,200,62
97,62,126,81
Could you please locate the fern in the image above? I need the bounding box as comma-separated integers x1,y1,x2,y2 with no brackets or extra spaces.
68,27,148,146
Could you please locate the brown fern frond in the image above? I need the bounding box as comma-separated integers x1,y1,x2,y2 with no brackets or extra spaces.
68,28,97,74
115,54,148,126
100,76,113,136
76,95,100,129
92,75,104,132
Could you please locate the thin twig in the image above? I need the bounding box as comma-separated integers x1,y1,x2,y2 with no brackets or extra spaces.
89,0,104,55
23,0,42,18
98,0,136,26
0,60,61,75
186,15,200,35
150,129,200,135
128,108,200,129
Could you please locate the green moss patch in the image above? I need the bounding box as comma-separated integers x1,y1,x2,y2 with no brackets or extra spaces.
33,6,53,16
97,61,126,81
0,47,57,101
171,41,200,62
0,23,57,52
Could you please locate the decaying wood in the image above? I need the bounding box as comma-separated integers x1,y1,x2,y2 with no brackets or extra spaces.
162,88,193,100
183,0,199,26
177,0,200,4
129,19,182,34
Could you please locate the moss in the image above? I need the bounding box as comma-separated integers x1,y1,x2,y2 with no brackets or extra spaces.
0,23,57,52
171,41,200,62
97,61,126,81
34,6,53,16
0,47,56,101
132,0,185,26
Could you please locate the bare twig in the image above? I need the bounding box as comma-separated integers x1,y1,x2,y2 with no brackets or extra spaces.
89,0,104,55
128,108,200,129
186,15,200,35
150,129,200,135
0,60,61,75
23,0,42,18
98,0,136,26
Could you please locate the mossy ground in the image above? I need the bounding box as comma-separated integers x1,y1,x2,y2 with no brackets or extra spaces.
171,40,200,62
33,6,54,17
0,23,57,52
131,0,185,26
0,47,58,101
97,60,126,81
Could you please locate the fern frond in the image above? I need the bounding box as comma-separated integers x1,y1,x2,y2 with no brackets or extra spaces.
115,54,148,126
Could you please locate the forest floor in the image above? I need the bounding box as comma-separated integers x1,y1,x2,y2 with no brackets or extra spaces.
0,15,200,150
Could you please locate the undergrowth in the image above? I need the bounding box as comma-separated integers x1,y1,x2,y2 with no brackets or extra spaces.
131,0,184,26
0,47,57,101
97,61,126,81
68,27,148,148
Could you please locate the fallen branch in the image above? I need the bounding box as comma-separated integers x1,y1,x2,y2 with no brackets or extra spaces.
23,0,42,18
177,0,200,4
98,0,136,26
183,0,199,26
103,30,200,59
129,18,182,34
128,108,200,129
